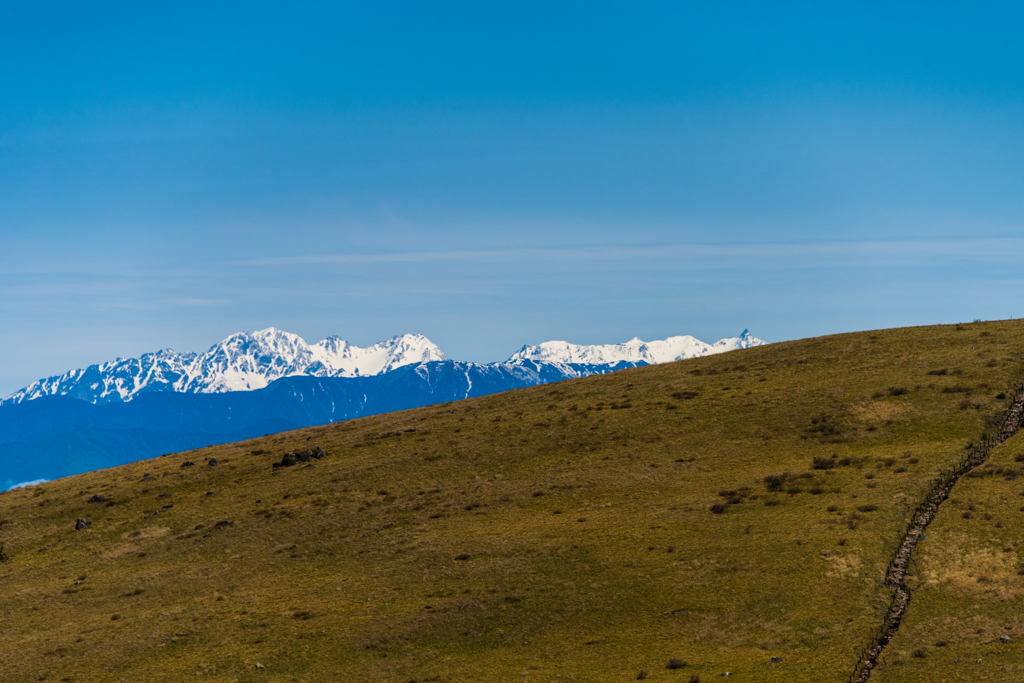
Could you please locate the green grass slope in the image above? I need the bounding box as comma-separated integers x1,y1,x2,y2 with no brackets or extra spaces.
0,320,1021,683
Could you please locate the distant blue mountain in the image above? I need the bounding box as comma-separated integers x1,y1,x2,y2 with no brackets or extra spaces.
1,326,766,488
0,359,643,488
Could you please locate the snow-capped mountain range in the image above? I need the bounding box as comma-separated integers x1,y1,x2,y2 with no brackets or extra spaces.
2,328,765,406
508,330,762,366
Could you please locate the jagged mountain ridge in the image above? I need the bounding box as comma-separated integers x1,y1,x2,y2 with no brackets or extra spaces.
4,329,447,405
3,328,764,406
507,329,763,365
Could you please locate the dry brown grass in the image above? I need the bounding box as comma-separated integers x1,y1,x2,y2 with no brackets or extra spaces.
0,320,1021,681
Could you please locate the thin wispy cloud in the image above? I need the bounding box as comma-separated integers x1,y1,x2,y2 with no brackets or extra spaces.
235,238,1024,268
93,302,152,312
165,298,232,307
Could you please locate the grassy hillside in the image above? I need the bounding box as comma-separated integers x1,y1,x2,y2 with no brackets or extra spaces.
871,432,1024,682
1,320,1021,682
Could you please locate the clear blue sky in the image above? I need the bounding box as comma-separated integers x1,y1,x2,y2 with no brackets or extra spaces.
2,2,1023,396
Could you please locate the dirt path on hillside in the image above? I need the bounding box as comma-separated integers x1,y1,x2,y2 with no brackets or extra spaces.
852,389,1024,682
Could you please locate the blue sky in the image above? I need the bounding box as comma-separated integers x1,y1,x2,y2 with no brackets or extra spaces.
2,2,1023,396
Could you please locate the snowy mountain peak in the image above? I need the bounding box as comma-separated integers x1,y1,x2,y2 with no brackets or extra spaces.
506,331,765,366
310,333,447,377
3,329,447,405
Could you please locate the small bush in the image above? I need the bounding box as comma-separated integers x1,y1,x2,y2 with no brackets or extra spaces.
911,648,926,658
709,503,729,514
636,672,648,680
665,658,686,669
856,505,878,513
689,675,701,683
763,474,789,491
888,387,910,396
1015,454,1024,463
927,369,948,376
811,457,835,470
934,640,948,647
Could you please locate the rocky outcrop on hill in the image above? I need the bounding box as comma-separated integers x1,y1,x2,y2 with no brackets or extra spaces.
272,446,326,471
